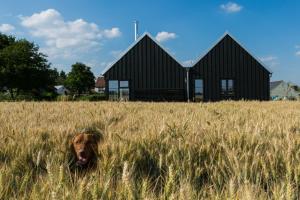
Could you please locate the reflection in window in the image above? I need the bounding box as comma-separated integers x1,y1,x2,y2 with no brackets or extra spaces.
221,80,227,93
120,81,129,88
119,81,129,101
227,80,234,95
108,80,130,101
109,80,119,100
221,79,234,99
195,79,203,101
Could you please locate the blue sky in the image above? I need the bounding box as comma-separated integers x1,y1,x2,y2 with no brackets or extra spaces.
0,0,299,84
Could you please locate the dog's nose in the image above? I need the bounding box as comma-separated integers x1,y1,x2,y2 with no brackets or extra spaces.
79,150,85,157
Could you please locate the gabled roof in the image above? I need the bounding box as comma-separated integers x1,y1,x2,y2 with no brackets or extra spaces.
101,31,273,75
270,80,283,90
101,32,183,75
190,32,273,74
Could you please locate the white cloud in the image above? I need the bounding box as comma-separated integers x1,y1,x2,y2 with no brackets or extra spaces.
260,56,279,67
155,31,177,42
0,23,15,33
294,45,300,57
19,9,121,59
220,2,243,13
103,27,122,38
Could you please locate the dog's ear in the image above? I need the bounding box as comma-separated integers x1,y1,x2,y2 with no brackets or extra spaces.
92,134,101,143
82,126,103,143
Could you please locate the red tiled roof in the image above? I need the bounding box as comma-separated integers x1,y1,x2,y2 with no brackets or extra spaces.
95,77,105,88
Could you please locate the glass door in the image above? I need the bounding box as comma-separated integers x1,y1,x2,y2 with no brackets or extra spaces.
119,81,130,101
194,79,204,101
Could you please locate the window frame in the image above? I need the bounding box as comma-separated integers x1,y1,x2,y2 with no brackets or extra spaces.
119,80,130,101
108,80,119,101
220,79,235,99
194,78,204,101
108,80,130,101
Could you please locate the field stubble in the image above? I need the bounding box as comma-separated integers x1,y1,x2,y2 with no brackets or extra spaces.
0,101,300,199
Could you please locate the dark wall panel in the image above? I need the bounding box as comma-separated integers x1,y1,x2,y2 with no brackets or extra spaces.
190,34,270,101
104,35,186,101
105,34,270,102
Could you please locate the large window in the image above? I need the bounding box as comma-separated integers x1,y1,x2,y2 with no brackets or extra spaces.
221,79,234,99
109,80,129,101
109,80,119,100
194,79,204,101
119,81,129,101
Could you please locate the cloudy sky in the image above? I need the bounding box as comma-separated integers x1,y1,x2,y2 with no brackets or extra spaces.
0,0,299,84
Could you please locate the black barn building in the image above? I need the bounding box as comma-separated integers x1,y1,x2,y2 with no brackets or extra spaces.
102,32,272,101
102,33,186,101
189,33,272,101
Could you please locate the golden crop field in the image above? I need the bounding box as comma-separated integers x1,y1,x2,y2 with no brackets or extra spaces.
0,101,300,199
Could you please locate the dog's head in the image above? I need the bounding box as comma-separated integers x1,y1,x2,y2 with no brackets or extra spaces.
69,130,101,167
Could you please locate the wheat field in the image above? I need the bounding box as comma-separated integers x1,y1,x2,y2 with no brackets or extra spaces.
0,101,300,199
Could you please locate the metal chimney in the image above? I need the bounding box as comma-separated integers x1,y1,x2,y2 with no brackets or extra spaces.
134,20,139,41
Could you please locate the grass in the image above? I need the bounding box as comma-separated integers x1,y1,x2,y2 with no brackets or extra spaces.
0,101,300,199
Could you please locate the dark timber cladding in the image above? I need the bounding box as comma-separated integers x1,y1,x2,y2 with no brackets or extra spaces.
189,34,271,101
104,34,186,101
103,32,272,102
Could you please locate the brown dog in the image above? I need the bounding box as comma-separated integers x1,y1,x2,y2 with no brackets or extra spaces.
69,129,101,169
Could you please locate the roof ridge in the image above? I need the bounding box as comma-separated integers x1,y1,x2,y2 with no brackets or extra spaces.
101,32,184,75
190,32,272,74
101,31,273,75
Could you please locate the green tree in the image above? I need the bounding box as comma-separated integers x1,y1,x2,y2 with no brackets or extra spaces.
51,68,60,84
59,70,67,80
0,33,56,99
0,33,16,89
49,68,68,85
54,70,67,85
0,33,15,49
65,62,95,95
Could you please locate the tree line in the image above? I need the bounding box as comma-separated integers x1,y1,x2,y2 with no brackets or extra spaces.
0,33,96,100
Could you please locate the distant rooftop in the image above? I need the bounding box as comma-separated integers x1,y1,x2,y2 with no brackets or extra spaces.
270,81,283,90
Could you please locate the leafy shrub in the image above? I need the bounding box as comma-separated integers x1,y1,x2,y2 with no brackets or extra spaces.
38,91,58,101
0,92,10,101
76,93,107,101
0,91,57,101
56,95,73,101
